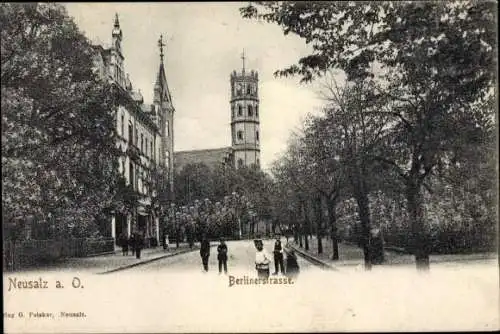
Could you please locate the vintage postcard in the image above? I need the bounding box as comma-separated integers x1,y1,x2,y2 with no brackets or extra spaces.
2,2,499,333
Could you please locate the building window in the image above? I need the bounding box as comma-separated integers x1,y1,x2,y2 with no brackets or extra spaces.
140,133,144,153
134,129,138,146
120,114,124,137
256,130,259,141
129,162,134,188
255,105,259,117
247,85,251,95
166,120,169,137
151,142,153,160
256,158,260,166
238,105,242,117
237,130,243,141
145,138,148,157
128,121,133,143
238,159,243,168
248,105,253,117
121,159,125,176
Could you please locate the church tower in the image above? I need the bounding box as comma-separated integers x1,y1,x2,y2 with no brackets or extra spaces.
153,35,175,195
230,51,261,169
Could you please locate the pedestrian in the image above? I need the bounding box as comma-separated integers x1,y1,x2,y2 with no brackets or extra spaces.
273,235,285,275
254,239,271,279
119,231,128,256
129,233,136,257
200,235,210,272
285,249,300,280
135,232,144,259
162,229,169,251
217,238,228,275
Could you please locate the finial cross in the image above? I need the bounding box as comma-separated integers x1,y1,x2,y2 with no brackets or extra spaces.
241,49,246,72
158,34,166,62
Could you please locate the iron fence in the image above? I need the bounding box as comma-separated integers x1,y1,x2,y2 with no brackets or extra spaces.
3,237,115,271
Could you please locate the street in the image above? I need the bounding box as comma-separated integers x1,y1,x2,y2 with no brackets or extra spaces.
4,238,498,332
100,239,496,332
124,239,314,274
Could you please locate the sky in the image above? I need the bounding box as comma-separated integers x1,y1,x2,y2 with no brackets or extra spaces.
65,3,325,172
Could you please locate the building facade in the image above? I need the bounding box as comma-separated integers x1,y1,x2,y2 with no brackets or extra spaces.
174,56,260,172
93,15,175,246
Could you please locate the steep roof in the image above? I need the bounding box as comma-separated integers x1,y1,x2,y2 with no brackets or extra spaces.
174,147,233,173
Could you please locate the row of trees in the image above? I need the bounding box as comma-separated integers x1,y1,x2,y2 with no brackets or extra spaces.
174,163,274,228
241,1,497,270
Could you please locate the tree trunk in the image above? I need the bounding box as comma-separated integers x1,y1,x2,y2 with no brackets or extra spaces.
302,200,310,251
355,190,372,270
315,196,323,255
328,197,339,261
176,226,180,249
407,179,430,271
299,227,303,248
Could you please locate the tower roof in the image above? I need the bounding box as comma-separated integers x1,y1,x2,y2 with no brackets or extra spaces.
154,35,174,107
112,13,122,35
114,13,120,28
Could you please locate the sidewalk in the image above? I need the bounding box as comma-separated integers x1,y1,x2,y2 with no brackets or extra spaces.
289,236,365,269
289,236,498,269
13,243,200,274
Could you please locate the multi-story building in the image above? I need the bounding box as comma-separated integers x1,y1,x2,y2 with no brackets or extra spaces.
92,14,175,246
174,53,260,172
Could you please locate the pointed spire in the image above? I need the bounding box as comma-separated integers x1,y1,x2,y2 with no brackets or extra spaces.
158,34,166,64
112,13,122,40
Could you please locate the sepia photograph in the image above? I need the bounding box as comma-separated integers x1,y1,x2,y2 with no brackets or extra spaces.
2,1,499,333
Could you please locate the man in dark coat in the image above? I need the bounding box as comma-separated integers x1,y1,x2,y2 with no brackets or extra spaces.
129,233,136,256
273,235,285,275
119,232,128,256
135,232,144,259
217,238,228,274
200,236,210,272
